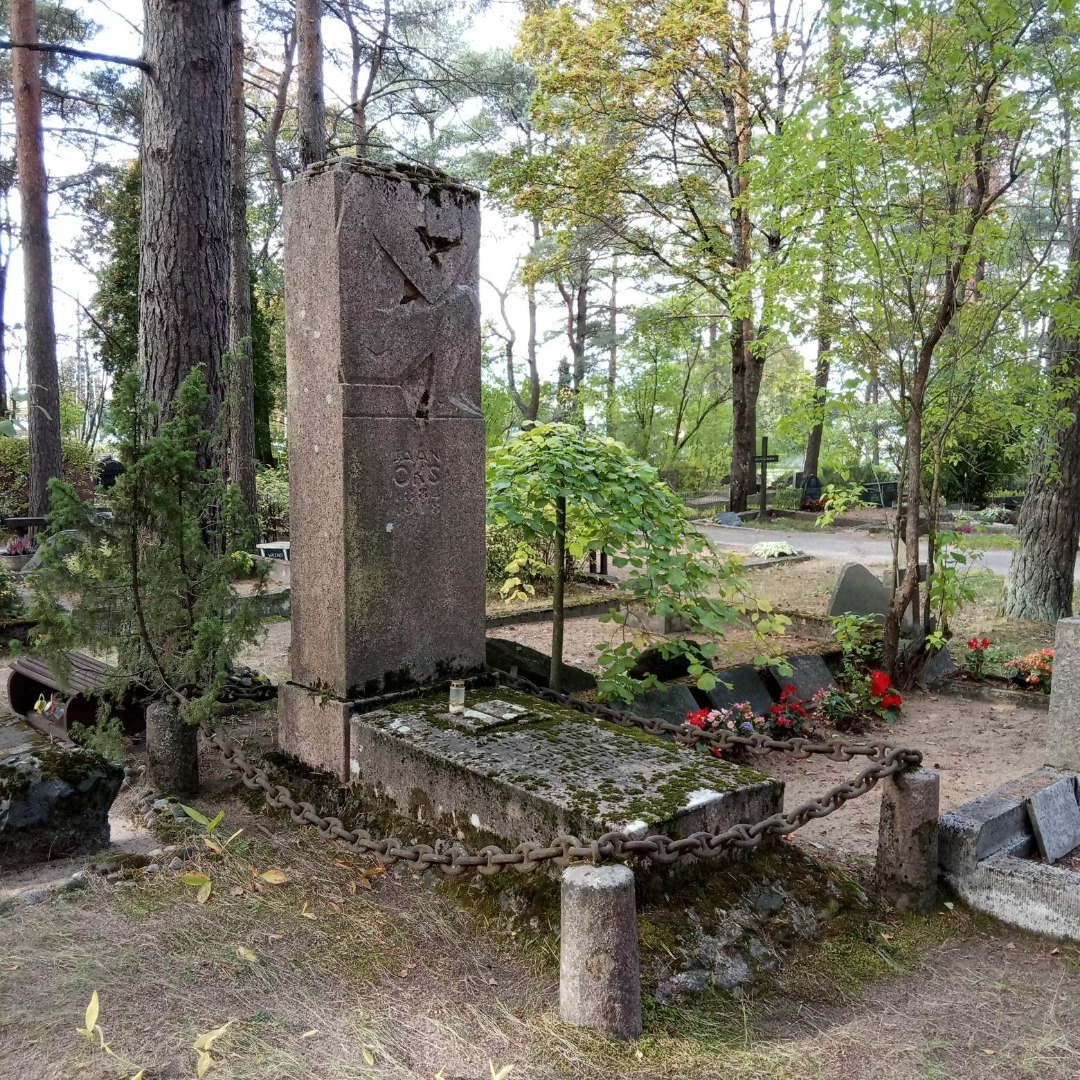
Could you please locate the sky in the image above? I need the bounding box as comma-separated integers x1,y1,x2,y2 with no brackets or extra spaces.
0,0,571,422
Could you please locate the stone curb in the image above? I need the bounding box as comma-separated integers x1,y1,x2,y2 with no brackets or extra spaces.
1,871,88,910
933,680,1049,711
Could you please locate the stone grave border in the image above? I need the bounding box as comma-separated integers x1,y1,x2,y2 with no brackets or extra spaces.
199,667,933,1039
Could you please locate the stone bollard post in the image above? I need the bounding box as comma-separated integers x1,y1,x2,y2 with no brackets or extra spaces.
145,699,198,796
1048,617,1080,771
876,766,940,914
560,864,642,1040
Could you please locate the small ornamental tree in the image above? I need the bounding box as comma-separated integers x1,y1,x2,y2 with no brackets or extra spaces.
487,423,788,700
23,369,265,793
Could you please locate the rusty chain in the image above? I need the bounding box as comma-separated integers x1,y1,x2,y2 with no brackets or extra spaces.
199,668,922,876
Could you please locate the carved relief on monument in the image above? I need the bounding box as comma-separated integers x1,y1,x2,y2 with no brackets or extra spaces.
338,164,482,422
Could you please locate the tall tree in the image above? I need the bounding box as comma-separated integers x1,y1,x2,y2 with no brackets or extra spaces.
228,0,257,516
296,0,326,166
1005,145,1080,619
11,0,61,512
140,0,231,443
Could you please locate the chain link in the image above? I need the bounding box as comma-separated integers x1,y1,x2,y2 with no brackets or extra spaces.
199,668,922,876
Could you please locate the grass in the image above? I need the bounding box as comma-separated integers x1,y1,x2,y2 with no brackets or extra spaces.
7,777,1080,1080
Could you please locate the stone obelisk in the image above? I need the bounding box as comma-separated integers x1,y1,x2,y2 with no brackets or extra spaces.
278,161,486,779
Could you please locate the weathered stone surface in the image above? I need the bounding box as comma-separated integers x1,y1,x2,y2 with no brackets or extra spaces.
764,655,835,702
278,682,352,782
940,767,1080,940
1026,777,1080,864
827,562,891,622
145,700,197,796
629,643,703,682
485,636,596,693
922,645,957,688
348,690,782,853
630,683,701,725
716,512,743,527
876,766,939,914
560,864,642,1039
1,747,123,871
1048,617,1080,771
284,161,486,715
705,665,774,718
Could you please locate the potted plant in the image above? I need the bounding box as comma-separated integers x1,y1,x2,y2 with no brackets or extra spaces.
1,535,35,573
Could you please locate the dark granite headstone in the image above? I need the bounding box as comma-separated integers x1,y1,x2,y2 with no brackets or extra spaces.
705,665,774,717
765,655,835,702
630,684,702,725
629,642,705,682
716,512,743,528
923,646,957,688
802,474,821,505
1026,777,1080,863
827,563,890,622
485,637,597,694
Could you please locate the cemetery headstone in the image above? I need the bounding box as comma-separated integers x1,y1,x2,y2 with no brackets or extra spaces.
705,665,775,718
827,562,913,630
279,160,486,779
765,655,836,702
1026,776,1080,864
630,683,701,725
801,474,821,507
716,511,744,528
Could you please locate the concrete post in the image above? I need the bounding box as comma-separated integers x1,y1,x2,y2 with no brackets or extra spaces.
1048,617,1080,771
560,864,642,1040
876,766,940,914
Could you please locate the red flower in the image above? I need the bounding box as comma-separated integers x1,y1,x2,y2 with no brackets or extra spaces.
882,692,903,710
981,637,990,649
968,638,978,650
870,670,892,698
686,709,709,729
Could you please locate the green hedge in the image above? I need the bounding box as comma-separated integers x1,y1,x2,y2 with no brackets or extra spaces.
0,437,98,519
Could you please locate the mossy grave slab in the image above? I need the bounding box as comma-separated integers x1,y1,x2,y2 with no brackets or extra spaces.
348,690,782,854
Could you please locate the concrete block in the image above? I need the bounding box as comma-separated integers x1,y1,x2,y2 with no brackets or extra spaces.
1049,617,1080,771
348,691,782,856
278,682,352,782
876,766,939,914
560,864,642,1039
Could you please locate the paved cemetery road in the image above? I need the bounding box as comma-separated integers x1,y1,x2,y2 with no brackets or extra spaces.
697,522,1039,579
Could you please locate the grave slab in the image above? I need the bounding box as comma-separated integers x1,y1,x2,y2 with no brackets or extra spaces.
630,683,701,725
1026,777,1080,863
764,655,835,703
940,767,1080,940
706,665,775,718
348,690,782,857
828,562,914,631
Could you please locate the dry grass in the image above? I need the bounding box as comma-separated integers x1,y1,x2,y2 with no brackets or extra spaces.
6,786,1080,1080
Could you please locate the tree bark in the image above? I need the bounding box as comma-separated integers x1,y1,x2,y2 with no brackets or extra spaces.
549,495,566,692
227,0,257,518
11,0,61,513
729,320,763,512
297,0,326,167
606,260,617,436
1004,234,1080,621
140,0,230,445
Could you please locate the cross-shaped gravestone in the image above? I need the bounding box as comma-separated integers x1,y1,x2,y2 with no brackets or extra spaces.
754,436,780,522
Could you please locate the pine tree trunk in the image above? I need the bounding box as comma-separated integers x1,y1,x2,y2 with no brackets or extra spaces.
297,0,326,167
227,0,257,518
1004,232,1080,621
11,0,62,513
140,0,230,444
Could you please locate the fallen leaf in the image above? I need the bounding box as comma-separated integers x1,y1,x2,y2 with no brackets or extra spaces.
300,902,316,920
193,1021,235,1052
360,866,386,880
84,991,100,1035
983,1049,996,1056
183,873,211,887
268,933,284,944
237,947,258,963
301,1030,319,1040
879,933,894,941
196,1049,214,1077
399,969,408,979
197,880,213,905
230,887,245,897
362,1047,375,1066
356,876,373,891
259,869,289,885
